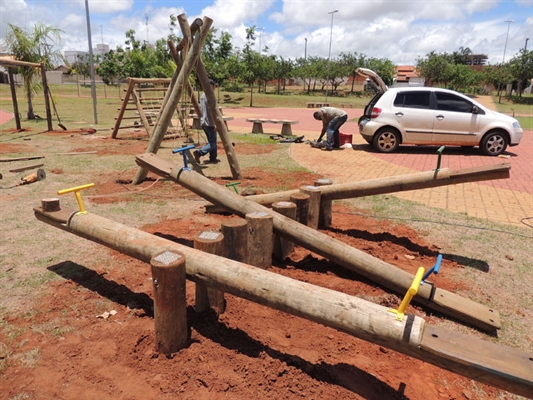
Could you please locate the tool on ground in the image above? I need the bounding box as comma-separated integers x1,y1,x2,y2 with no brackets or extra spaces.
48,88,67,130
20,168,46,185
0,168,46,189
57,183,94,214
225,182,240,194
172,144,196,170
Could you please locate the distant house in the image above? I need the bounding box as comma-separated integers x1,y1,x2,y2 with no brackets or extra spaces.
393,66,425,87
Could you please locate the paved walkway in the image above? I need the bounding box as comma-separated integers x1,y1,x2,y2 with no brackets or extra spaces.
225,100,532,227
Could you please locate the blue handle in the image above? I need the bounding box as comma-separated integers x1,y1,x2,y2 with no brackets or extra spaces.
172,145,196,170
422,254,443,283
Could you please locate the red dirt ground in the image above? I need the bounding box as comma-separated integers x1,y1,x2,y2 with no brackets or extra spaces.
0,137,507,399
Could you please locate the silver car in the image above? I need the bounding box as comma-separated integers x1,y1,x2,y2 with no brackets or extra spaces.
356,68,523,156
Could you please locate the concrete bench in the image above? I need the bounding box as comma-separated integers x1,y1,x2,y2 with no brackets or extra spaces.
191,115,234,130
246,118,299,136
306,102,329,108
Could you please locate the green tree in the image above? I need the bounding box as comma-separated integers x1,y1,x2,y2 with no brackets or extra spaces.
448,64,481,92
363,57,396,86
482,63,513,100
509,49,533,97
273,56,294,93
416,51,454,87
4,22,65,119
202,29,234,86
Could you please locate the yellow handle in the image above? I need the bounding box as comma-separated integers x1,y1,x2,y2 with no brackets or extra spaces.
389,267,425,321
57,183,94,214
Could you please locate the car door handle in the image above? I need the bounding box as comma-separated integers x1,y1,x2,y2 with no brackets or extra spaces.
436,115,444,120
395,112,404,117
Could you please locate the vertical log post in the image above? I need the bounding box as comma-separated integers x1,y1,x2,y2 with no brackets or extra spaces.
299,185,321,229
150,250,188,355
41,63,53,132
7,69,21,131
193,231,226,313
315,178,333,228
272,201,297,261
221,217,249,263
246,212,273,269
290,192,310,225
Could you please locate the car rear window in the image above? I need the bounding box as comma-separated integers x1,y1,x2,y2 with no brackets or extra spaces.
393,92,431,109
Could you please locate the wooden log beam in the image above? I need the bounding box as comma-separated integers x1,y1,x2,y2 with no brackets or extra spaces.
33,204,533,397
205,163,511,213
135,153,501,333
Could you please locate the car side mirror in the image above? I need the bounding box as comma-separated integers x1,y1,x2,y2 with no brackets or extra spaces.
472,105,479,114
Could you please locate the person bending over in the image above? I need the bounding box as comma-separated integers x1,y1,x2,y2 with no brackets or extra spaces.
194,79,220,164
313,107,348,151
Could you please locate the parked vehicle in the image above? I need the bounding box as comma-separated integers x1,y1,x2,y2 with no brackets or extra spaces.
356,68,523,156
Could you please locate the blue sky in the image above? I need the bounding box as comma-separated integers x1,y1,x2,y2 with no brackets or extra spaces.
1,0,532,65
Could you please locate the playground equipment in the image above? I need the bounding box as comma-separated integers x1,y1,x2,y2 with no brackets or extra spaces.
135,152,502,333
132,14,242,185
205,163,511,213
34,198,533,397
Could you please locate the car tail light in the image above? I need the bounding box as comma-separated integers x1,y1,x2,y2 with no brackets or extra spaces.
371,107,382,118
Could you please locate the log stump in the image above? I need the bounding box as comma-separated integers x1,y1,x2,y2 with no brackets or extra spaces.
150,250,188,355
272,201,297,261
193,231,226,313
246,211,273,269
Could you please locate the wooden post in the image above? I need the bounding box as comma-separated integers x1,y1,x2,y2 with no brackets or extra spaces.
246,212,273,269
221,217,249,263
111,79,135,138
272,201,296,261
193,231,226,313
299,185,321,229
41,198,60,212
7,69,21,131
290,193,310,225
150,250,188,355
41,63,53,132
315,178,333,228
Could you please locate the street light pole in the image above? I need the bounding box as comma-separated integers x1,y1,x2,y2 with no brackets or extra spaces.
525,38,529,51
325,9,338,103
502,19,514,62
304,38,307,60
84,0,98,124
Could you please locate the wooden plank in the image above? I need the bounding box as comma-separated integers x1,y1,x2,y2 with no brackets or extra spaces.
419,325,533,398
134,153,502,332
0,156,45,163
9,163,44,173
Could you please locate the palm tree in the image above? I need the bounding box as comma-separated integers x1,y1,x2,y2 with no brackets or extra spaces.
4,22,65,119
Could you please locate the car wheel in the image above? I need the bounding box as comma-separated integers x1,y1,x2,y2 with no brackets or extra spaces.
480,131,508,156
373,128,400,153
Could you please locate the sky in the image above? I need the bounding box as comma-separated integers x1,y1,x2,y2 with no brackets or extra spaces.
0,0,532,66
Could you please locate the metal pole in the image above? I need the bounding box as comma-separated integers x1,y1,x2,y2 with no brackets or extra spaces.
304,38,307,60
525,38,529,51
502,20,514,62
325,10,338,103
85,0,98,124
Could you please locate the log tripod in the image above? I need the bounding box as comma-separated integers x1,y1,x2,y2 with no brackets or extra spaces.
34,201,533,397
